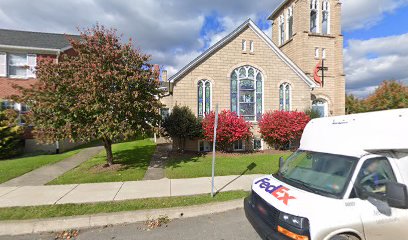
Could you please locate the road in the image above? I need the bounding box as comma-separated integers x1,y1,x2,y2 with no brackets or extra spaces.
1,209,262,240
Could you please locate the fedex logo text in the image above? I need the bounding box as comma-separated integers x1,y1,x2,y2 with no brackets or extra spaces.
255,178,296,205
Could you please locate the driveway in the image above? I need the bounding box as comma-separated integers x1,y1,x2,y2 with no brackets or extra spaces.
1,209,262,240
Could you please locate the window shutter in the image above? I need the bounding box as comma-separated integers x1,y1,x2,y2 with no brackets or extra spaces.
27,54,37,78
0,53,6,77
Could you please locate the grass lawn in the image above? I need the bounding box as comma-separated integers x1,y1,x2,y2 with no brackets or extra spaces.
48,139,156,185
0,191,248,221
0,149,82,184
165,151,291,179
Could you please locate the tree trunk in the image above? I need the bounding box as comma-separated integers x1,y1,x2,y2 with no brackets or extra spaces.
103,138,114,166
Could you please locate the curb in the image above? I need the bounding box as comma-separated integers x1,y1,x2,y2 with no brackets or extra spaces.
0,198,244,236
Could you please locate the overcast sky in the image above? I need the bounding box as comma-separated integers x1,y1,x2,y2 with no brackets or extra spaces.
1,0,408,98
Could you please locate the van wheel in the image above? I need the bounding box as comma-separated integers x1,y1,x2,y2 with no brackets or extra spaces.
330,234,359,240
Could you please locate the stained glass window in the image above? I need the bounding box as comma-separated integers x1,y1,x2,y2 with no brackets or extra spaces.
198,81,203,117
231,66,263,122
205,82,211,114
279,83,291,111
197,80,211,117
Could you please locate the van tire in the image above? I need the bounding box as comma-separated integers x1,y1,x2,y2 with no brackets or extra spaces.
330,234,359,240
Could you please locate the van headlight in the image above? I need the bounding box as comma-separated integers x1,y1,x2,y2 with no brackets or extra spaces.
279,212,308,229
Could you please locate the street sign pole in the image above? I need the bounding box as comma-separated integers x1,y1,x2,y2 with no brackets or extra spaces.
211,104,219,198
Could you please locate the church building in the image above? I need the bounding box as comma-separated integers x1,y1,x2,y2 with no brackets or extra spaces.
161,0,345,151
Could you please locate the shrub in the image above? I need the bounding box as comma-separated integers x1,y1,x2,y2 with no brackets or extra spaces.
202,110,252,151
259,111,310,150
0,110,24,159
162,105,202,151
304,108,321,119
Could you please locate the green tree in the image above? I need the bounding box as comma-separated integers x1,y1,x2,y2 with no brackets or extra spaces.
15,25,161,165
0,109,23,159
162,105,202,151
365,80,408,111
346,94,367,114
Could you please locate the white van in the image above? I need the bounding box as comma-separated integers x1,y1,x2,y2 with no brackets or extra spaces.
244,109,408,240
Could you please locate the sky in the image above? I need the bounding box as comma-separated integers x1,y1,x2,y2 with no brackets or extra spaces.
1,0,408,98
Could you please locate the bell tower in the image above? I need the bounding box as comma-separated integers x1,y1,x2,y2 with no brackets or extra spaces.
268,0,345,116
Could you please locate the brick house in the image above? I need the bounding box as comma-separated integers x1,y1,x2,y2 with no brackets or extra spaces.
0,29,80,152
161,0,345,152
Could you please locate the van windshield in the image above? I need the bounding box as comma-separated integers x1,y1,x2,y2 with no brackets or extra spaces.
276,150,358,198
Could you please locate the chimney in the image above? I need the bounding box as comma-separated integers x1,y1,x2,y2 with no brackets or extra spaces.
153,64,160,81
162,70,168,82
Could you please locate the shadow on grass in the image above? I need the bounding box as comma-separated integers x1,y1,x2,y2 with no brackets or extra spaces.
165,152,207,169
214,162,257,196
110,144,157,171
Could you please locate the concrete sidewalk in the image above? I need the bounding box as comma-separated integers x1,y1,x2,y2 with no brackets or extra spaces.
0,174,263,208
0,146,103,187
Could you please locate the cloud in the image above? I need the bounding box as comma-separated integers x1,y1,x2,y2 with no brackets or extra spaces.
1,0,408,97
342,0,408,31
0,0,280,78
345,33,408,97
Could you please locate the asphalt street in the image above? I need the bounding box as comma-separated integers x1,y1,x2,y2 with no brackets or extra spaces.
1,209,262,240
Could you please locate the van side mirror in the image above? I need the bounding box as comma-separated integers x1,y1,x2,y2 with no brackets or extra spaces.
279,157,285,170
386,182,408,209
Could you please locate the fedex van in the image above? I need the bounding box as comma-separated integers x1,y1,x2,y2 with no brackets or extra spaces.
244,109,408,240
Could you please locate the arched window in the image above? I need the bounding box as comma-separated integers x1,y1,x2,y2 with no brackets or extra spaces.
279,83,291,111
287,6,294,39
310,0,318,33
322,0,330,34
279,15,285,45
231,66,263,121
312,99,329,117
197,80,211,117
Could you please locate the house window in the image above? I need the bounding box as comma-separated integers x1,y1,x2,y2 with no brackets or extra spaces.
1,100,29,125
160,108,170,120
0,100,16,110
322,0,330,34
310,0,318,33
279,83,291,111
279,15,285,45
6,53,37,79
250,40,254,52
199,141,213,152
322,48,327,59
233,140,244,151
231,66,263,122
254,138,262,151
287,6,294,39
198,80,211,117
315,48,320,59
242,40,247,51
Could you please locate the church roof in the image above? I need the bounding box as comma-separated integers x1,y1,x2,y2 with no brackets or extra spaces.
169,19,318,88
267,0,291,20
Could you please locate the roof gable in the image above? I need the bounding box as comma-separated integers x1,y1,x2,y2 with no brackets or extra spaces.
169,19,317,88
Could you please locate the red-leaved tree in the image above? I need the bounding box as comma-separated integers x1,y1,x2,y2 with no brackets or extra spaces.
259,111,310,150
202,110,252,151
14,25,162,166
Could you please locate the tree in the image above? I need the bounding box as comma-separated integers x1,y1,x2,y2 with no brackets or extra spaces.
304,108,321,119
202,110,252,152
365,80,408,111
259,111,310,150
346,94,367,114
14,25,161,166
162,105,202,151
0,109,23,159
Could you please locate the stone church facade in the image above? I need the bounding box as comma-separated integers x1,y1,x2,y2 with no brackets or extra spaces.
161,0,345,151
